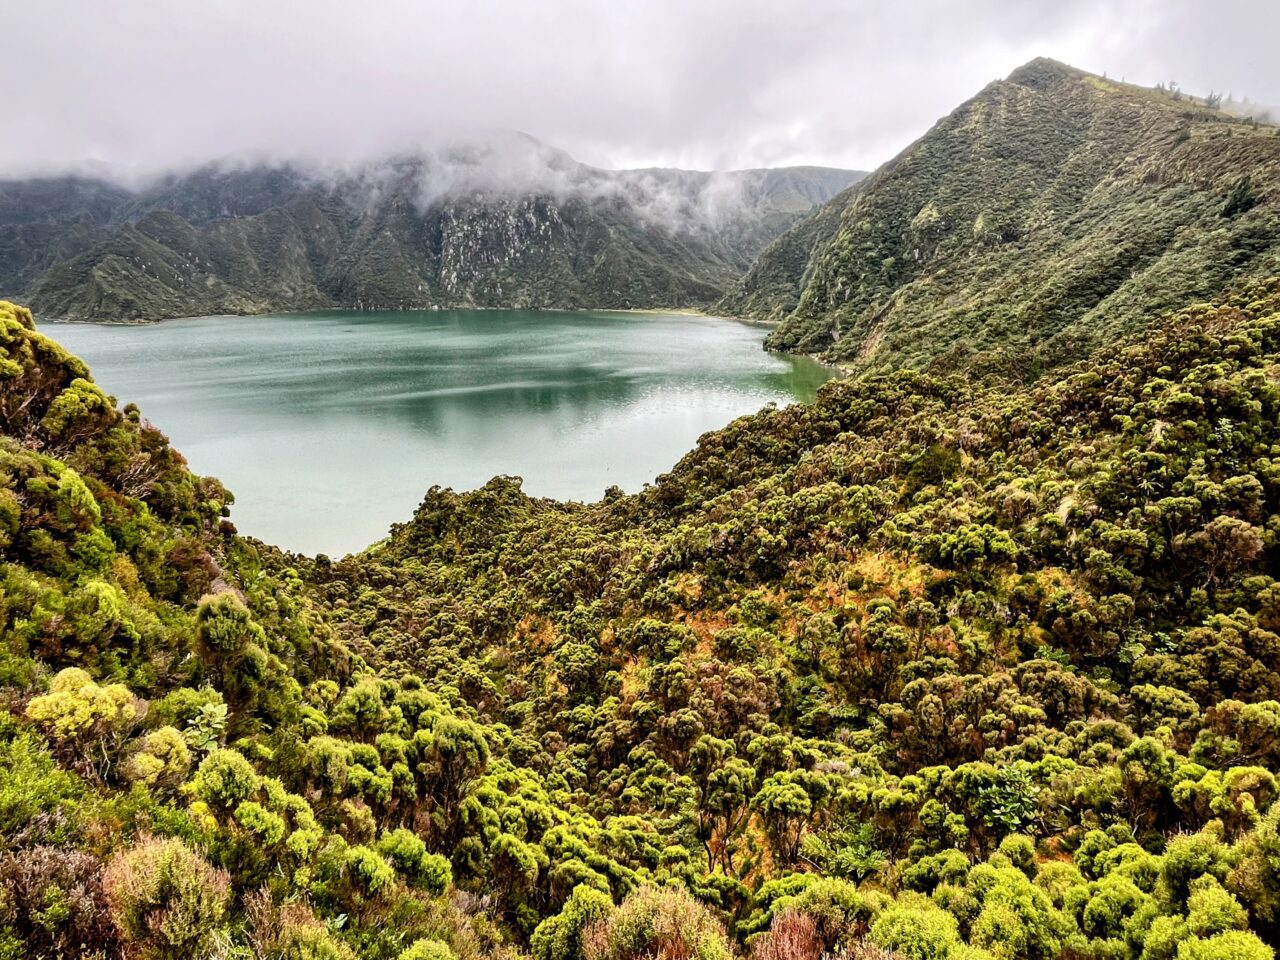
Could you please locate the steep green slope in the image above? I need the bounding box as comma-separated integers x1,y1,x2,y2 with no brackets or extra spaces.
0,178,127,300
724,59,1280,375
715,185,859,321
0,152,864,322
24,201,348,321
7,279,1280,958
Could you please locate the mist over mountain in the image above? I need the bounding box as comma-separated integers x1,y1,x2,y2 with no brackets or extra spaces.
0,134,863,321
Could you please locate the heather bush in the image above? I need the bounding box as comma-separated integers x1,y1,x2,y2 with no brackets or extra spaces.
102,836,230,960
750,909,823,960
0,846,118,958
244,887,355,960
583,886,731,960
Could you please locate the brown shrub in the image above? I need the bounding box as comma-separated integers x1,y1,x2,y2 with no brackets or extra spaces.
245,885,360,960
0,845,120,958
102,836,230,960
751,909,822,960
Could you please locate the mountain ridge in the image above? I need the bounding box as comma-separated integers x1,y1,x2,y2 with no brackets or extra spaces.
720,58,1280,376
0,142,864,322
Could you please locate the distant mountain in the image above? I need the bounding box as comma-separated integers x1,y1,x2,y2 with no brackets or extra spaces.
721,58,1280,376
0,137,863,321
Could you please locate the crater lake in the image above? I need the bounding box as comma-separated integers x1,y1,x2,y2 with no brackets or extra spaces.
50,309,834,555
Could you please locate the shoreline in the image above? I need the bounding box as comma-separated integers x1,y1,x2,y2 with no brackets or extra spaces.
45,304,847,376
43,303,784,328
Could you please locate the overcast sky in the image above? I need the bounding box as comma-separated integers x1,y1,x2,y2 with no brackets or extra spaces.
5,0,1278,179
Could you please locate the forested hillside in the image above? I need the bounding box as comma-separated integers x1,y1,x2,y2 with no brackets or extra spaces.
721,59,1280,377
0,146,862,322
6,274,1280,959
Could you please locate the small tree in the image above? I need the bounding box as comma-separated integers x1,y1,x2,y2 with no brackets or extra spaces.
754,776,813,866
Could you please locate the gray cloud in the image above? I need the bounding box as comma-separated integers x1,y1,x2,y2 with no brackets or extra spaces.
301,132,799,237
4,0,1278,179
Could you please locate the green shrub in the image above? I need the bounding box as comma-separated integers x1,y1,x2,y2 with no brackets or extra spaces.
25,668,136,765
0,726,82,840
997,835,1036,876
1187,876,1249,938
869,904,959,960
398,939,456,960
532,884,614,960
377,827,452,894
1176,931,1275,960
345,844,396,896
188,747,259,809
122,726,191,790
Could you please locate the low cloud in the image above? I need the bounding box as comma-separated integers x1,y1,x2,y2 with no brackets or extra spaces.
3,0,1277,180
288,131,841,239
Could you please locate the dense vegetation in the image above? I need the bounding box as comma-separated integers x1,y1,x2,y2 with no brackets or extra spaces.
722,59,1280,377
6,56,1280,960
6,270,1280,960
0,151,861,322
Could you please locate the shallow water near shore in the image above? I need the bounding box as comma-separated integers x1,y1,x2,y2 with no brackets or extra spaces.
51,309,834,556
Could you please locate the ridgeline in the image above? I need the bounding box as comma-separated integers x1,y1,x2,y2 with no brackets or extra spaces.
722,59,1280,378
0,146,861,322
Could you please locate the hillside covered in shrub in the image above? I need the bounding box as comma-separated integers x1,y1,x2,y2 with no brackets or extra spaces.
6,272,1280,960
721,59,1280,378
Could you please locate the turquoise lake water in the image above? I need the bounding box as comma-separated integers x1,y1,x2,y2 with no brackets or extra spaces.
51,310,833,555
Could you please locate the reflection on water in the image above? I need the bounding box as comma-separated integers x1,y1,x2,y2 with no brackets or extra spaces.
51,309,833,555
